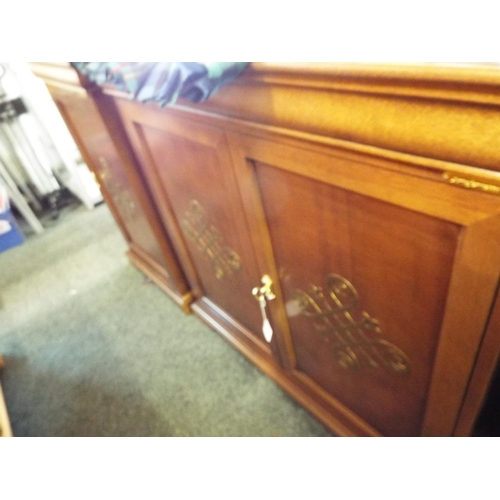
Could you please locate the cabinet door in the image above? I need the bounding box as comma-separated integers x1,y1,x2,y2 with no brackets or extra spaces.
228,132,500,436
53,92,160,261
113,101,284,360
48,89,190,305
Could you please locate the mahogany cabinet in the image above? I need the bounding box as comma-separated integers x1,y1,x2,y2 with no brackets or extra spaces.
30,63,192,311
228,133,500,437
104,63,500,437
29,63,500,436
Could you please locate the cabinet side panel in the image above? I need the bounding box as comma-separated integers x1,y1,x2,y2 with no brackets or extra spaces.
53,94,169,270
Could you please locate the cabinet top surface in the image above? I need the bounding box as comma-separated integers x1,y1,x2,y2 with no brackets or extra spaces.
243,62,500,89
31,61,500,86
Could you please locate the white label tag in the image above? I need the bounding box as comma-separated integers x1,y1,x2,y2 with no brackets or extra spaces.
259,295,273,343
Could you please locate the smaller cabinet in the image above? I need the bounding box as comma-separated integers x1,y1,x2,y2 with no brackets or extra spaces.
31,63,192,311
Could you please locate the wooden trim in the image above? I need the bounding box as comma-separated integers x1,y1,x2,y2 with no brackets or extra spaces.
192,297,380,437
37,62,500,171
228,152,297,370
242,63,500,106
43,80,88,97
167,102,500,186
196,297,272,356
100,64,500,173
175,75,500,174
33,62,500,104
226,131,500,226
454,283,500,436
248,62,500,84
114,105,205,301
422,215,500,436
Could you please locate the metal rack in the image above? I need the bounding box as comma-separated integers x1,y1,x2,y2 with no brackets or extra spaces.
0,62,104,235
0,64,45,234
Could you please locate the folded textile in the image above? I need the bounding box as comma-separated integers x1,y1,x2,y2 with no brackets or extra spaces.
72,62,249,106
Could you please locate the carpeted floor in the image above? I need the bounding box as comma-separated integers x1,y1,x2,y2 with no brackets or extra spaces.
0,203,333,436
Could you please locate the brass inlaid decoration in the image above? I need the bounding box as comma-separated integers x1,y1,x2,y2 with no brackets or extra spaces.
181,200,241,280
291,274,410,374
443,172,500,195
97,157,138,220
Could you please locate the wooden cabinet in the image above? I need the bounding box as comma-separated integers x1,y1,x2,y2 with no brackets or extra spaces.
30,63,192,311
38,63,500,436
228,132,500,436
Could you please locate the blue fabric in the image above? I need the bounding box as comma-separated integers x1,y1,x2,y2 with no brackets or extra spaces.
0,210,24,253
72,62,249,106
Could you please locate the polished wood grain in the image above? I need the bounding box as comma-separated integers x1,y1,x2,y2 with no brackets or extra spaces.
181,63,500,174
421,215,500,436
102,63,500,436
255,162,458,436
454,284,500,436
244,63,500,106
37,63,500,436
113,100,275,351
228,130,500,436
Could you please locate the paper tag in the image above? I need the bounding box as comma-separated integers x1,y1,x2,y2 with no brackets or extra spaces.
259,295,273,343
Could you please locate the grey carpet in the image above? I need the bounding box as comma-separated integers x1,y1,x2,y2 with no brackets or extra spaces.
0,203,333,436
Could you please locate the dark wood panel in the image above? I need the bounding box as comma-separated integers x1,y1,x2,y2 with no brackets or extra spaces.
139,123,265,342
228,130,500,436
116,105,271,349
255,162,460,436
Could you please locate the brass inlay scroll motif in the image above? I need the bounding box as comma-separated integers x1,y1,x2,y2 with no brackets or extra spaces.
291,274,410,374
181,200,241,280
443,172,500,195
97,157,138,220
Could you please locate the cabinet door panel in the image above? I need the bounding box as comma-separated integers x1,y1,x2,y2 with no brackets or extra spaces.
53,93,168,269
256,162,459,436
115,103,268,347
229,132,500,436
